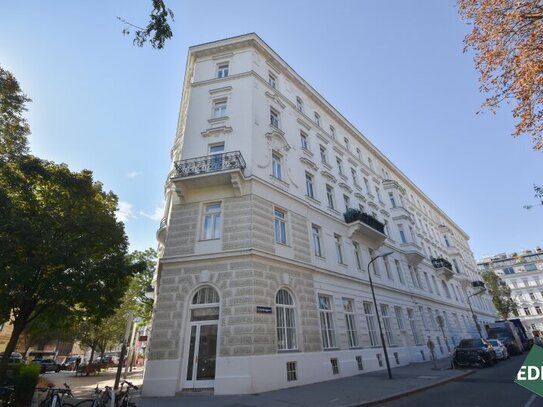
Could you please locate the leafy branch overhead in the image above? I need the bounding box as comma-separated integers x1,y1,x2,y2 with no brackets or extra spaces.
458,0,543,150
118,0,174,49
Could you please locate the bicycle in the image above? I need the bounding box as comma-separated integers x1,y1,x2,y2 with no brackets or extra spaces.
70,380,137,407
38,383,74,407
116,380,138,407
0,384,15,407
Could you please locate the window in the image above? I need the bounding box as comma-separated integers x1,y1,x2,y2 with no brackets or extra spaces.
356,355,364,370
536,306,542,315
286,362,297,381
334,234,344,264
356,148,362,160
419,306,428,330
270,108,280,128
209,143,225,155
202,203,222,240
381,304,395,346
314,112,321,127
389,192,396,208
383,256,393,280
212,99,227,119
305,172,315,199
364,301,379,347
330,358,339,374
343,194,350,211
363,178,371,194
268,72,277,89
272,151,282,179
530,292,536,300
424,272,433,293
312,224,323,257
276,289,297,350
376,354,383,367
369,248,380,275
526,263,538,272
368,157,374,171
407,308,422,345
398,224,407,244
395,306,405,330
351,168,359,186
296,96,304,112
326,184,335,209
318,295,336,349
336,157,344,175
444,235,451,247
503,267,515,275
343,299,359,348
394,260,405,284
274,208,287,245
217,63,229,78
300,131,309,150
431,275,440,295
408,265,419,288
428,308,437,330
375,187,383,203
320,145,328,164
344,137,350,151
353,242,362,270
329,125,335,138
441,281,451,298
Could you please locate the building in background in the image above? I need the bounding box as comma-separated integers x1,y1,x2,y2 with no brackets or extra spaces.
478,247,543,334
143,33,496,396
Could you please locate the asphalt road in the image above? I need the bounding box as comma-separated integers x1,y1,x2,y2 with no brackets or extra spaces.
378,354,542,407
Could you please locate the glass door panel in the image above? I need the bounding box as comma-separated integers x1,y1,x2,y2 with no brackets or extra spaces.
196,324,217,381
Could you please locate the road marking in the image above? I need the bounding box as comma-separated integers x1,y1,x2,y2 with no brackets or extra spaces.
524,394,537,407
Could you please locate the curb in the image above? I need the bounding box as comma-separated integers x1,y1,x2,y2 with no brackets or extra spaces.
350,370,475,407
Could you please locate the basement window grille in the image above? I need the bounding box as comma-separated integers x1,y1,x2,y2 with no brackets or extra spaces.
286,361,297,382
356,355,363,371
330,358,339,375
376,354,383,367
394,352,400,365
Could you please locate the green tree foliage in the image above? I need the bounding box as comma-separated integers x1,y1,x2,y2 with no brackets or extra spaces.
118,0,174,49
125,248,156,326
0,66,31,161
482,270,516,319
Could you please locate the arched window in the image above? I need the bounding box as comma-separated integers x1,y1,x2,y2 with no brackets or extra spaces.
190,286,220,321
276,289,297,350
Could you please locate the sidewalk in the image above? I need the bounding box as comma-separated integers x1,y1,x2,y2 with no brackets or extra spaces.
138,358,473,407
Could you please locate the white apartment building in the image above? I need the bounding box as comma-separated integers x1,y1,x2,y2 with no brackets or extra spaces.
478,248,543,333
142,33,497,396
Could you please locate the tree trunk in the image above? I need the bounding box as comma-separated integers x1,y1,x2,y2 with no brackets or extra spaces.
89,345,96,364
0,320,25,381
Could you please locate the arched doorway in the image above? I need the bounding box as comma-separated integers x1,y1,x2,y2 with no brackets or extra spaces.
185,286,220,389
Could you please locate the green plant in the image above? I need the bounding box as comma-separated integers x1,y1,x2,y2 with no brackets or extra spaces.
13,364,40,407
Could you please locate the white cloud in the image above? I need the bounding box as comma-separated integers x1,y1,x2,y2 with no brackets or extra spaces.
140,206,164,222
116,201,136,222
126,171,142,178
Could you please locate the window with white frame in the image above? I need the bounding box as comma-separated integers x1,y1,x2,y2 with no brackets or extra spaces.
334,234,344,264
343,298,359,348
408,265,419,288
368,248,380,275
272,151,282,179
320,145,328,164
336,157,344,175
318,295,336,349
394,306,405,330
268,72,277,89
441,281,451,298
414,267,423,289
326,184,335,209
274,208,287,245
398,224,407,244
356,147,362,160
344,137,350,151
431,275,440,295
300,131,309,150
217,63,229,78
364,178,371,194
428,307,437,330
202,202,222,240
329,125,335,138
419,306,428,330
296,96,304,112
276,289,297,350
407,308,422,345
343,194,350,212
383,256,393,280
423,272,433,293
212,98,227,119
368,157,374,171
314,112,321,127
353,242,362,270
312,224,323,257
351,168,359,186
375,186,383,203
301,173,314,201
394,259,405,284
389,192,396,208
270,108,280,128
364,301,380,347
381,304,395,346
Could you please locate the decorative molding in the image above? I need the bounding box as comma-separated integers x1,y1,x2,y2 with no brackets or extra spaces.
212,52,233,60
207,116,229,125
201,125,233,137
299,157,318,171
338,182,353,193
320,170,337,184
316,133,329,144
231,173,243,196
360,166,370,176
368,201,379,210
333,146,344,156
209,86,232,95
380,209,390,217
297,117,311,130
347,158,358,167
265,91,286,109
354,192,366,202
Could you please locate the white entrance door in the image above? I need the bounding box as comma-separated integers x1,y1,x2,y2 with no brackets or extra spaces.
185,321,218,388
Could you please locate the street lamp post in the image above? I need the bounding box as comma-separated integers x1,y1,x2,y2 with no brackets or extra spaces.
367,251,394,380
467,289,486,339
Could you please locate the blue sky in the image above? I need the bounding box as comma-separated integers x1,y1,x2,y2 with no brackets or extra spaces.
2,1,542,260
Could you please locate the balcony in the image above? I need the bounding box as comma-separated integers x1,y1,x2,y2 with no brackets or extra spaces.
431,257,454,281
172,151,246,198
344,208,387,249
400,241,424,266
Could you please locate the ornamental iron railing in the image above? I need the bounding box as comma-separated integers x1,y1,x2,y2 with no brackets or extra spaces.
343,208,385,235
173,151,246,178
431,257,453,271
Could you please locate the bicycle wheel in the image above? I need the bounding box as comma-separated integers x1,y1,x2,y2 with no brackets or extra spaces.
72,399,95,407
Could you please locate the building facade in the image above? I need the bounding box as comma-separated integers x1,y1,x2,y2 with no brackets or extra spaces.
142,34,497,396
478,248,543,333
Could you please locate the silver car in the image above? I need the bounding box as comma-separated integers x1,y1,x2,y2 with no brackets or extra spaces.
488,339,509,360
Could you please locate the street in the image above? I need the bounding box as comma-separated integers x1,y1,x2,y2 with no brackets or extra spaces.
379,355,541,407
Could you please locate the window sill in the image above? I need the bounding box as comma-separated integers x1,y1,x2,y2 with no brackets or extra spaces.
349,346,363,350
304,195,321,205
323,348,339,351
339,174,348,182
270,175,290,188
277,349,300,353
302,148,314,157
275,242,291,248
322,162,332,171
327,207,341,216
208,116,229,124
199,238,221,242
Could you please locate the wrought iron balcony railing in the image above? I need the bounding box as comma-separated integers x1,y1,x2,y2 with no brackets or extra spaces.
343,208,385,234
173,151,246,178
431,257,453,271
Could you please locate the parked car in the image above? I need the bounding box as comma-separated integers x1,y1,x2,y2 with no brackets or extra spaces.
0,352,23,364
33,359,61,373
61,355,82,371
487,339,509,360
453,338,497,368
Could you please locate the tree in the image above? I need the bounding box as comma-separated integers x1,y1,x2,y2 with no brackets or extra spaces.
0,66,31,160
458,0,543,150
125,248,156,326
118,0,174,49
482,270,517,319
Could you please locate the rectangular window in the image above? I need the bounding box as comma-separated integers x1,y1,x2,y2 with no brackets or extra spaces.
217,63,229,78
202,202,222,240
524,308,531,316
394,260,405,284
428,308,437,330
314,112,321,127
364,178,370,194
419,306,428,330
212,99,227,118
296,96,304,112
394,306,405,330
368,157,374,170
300,131,309,150
353,242,362,270
320,145,328,164
334,234,344,264
389,192,396,208
326,184,335,209
270,108,280,128
375,187,383,203
356,148,362,160
286,362,297,381
336,157,344,175
343,194,350,212
330,358,339,374
274,208,287,245
343,298,359,348
312,224,323,257
383,256,393,280
329,125,335,138
376,354,383,367
424,272,433,293
268,72,277,89
398,224,407,244
344,137,350,151
351,168,359,186
318,295,336,349
407,308,422,345
272,151,282,179
381,304,395,346
369,248,380,275
408,265,418,288
356,355,363,370
305,172,315,199
536,306,542,315
364,301,380,347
